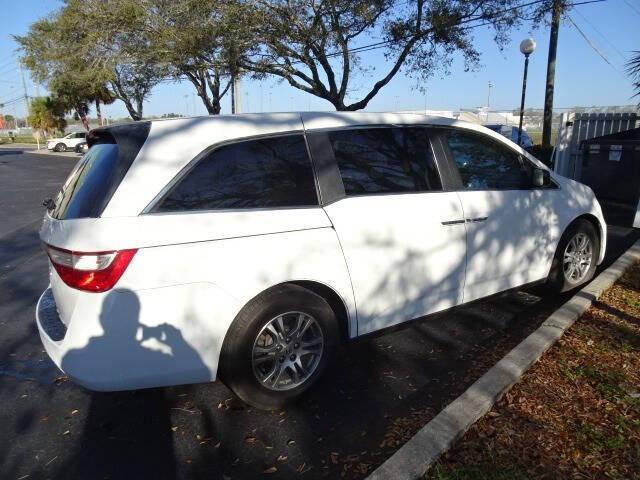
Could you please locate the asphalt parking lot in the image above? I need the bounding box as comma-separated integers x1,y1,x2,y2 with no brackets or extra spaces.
1,147,638,480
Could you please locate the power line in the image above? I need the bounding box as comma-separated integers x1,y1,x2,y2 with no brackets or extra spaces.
567,14,633,84
622,0,640,16
567,15,614,66
573,8,628,61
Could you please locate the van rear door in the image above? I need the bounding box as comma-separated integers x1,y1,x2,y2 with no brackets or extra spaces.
40,123,150,325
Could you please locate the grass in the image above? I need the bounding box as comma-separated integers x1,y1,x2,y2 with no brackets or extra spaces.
426,261,640,480
429,451,531,480
0,136,39,144
527,130,558,146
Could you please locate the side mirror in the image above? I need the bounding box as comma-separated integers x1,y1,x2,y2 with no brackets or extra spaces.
532,168,550,187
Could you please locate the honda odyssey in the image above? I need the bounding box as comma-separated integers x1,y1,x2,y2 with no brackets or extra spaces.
36,112,606,409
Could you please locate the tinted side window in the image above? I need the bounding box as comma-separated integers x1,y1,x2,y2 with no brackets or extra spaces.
156,134,317,212
327,127,442,195
446,130,531,190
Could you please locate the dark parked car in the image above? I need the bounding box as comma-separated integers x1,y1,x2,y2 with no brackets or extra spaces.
485,124,534,149
75,141,89,154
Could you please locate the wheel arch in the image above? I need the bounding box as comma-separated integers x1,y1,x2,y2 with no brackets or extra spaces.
288,280,352,341
570,213,605,264
217,280,353,381
221,280,353,352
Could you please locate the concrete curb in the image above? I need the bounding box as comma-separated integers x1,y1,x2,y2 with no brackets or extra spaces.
368,239,640,480
30,149,79,158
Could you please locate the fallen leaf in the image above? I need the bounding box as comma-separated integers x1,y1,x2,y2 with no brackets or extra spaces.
287,439,296,446
62,430,70,436
263,466,277,474
245,435,257,444
277,454,288,462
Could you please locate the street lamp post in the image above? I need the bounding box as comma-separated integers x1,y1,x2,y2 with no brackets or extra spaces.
517,38,536,146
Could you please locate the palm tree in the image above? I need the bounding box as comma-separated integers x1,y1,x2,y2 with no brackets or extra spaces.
627,51,640,106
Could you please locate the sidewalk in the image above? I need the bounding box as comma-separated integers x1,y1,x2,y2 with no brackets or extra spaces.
426,262,640,480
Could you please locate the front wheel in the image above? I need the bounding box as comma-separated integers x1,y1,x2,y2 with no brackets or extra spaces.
546,219,599,293
219,284,339,410
54,143,66,152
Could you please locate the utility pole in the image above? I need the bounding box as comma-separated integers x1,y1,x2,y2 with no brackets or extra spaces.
234,76,242,113
230,70,242,114
542,0,561,147
487,81,494,121
19,64,30,126
424,88,428,114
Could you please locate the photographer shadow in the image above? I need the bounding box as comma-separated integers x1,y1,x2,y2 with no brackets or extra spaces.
58,289,209,480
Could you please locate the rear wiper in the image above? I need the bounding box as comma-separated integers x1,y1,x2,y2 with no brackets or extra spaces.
42,198,56,210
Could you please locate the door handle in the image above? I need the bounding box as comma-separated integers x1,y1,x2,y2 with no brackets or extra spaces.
441,219,465,226
441,217,488,226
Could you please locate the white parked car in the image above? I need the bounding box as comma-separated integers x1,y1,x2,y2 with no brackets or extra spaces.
47,131,86,152
36,113,606,409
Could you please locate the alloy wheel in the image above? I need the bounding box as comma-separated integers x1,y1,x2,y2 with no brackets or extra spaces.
251,311,324,391
563,232,593,284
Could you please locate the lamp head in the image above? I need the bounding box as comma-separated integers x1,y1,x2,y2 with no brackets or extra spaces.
520,38,537,56
520,38,536,56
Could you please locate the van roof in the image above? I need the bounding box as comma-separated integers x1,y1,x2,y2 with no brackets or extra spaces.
125,111,464,128
98,112,540,218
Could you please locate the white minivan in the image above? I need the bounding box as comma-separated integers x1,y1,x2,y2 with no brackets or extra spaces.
36,112,606,409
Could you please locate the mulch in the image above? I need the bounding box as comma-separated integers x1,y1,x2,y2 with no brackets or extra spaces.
426,263,640,480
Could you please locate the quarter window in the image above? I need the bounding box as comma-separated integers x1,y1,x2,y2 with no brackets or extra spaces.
327,127,442,195
155,134,317,212
446,130,531,190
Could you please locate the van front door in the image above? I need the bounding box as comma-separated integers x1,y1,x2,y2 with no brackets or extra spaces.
309,126,467,336
440,128,556,302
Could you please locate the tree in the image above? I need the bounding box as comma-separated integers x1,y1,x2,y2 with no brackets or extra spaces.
627,51,640,106
1,115,16,129
244,0,528,111
28,97,67,138
130,0,255,115
109,63,160,121
69,0,163,120
17,20,91,129
16,0,161,122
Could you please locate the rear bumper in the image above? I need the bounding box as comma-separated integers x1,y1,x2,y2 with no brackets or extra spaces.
36,284,227,391
36,288,67,369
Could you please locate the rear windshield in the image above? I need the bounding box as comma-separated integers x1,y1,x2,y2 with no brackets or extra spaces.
48,122,150,220
50,143,123,219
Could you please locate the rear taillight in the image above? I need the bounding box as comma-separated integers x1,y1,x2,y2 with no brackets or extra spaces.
45,245,137,293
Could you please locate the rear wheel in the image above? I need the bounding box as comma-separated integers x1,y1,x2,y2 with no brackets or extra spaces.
219,284,339,410
54,143,66,152
546,219,599,293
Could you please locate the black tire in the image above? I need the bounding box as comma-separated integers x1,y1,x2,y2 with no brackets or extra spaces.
54,143,66,152
546,219,600,293
219,284,339,410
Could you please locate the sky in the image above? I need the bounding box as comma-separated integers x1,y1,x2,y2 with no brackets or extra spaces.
0,0,638,120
